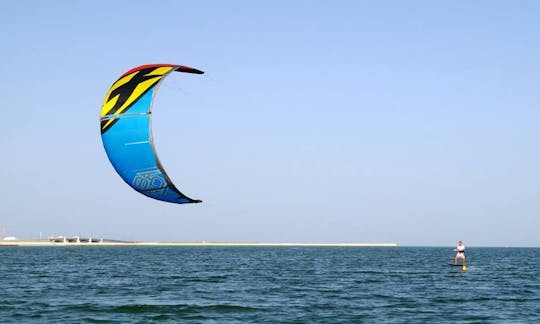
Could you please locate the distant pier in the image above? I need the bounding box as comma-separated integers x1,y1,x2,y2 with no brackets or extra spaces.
50,236,104,244
0,238,397,247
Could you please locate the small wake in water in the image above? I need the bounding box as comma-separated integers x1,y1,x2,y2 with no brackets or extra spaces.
52,302,264,322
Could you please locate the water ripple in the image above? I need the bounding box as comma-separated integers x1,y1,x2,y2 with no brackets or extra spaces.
1,246,539,322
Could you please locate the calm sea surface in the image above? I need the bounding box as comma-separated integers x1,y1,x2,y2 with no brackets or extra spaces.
0,246,539,323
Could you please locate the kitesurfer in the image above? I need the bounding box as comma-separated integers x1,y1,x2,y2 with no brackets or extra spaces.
453,240,466,266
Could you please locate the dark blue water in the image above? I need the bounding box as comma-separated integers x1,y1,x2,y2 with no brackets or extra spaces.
1,247,539,323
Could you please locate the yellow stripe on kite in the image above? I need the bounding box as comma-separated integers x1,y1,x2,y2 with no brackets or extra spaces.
101,118,115,131
109,71,138,93
146,66,174,76
101,94,120,117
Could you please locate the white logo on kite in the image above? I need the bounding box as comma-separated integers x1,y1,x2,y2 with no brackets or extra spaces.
133,170,167,195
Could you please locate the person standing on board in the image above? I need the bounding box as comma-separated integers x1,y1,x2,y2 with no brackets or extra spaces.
454,240,466,266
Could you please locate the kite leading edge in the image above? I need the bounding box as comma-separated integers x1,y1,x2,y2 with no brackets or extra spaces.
100,64,203,204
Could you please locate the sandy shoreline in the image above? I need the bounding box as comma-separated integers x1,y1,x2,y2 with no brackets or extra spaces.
0,241,398,247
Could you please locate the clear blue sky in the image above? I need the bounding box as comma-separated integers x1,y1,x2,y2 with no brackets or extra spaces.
1,1,539,246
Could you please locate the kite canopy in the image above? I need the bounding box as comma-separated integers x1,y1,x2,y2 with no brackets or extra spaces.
100,64,203,204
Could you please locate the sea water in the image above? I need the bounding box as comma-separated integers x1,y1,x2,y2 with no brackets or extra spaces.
0,247,538,322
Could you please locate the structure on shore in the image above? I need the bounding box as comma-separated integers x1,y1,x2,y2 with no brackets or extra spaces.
48,236,104,244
